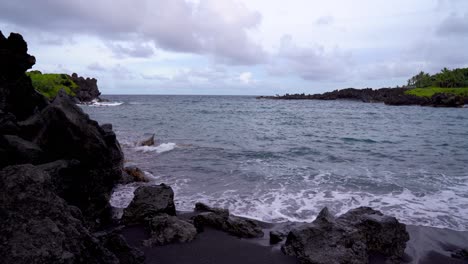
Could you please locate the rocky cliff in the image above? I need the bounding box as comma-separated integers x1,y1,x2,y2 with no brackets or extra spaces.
27,71,102,102
70,72,102,102
0,31,142,263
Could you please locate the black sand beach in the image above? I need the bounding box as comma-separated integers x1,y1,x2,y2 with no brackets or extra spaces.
119,210,468,264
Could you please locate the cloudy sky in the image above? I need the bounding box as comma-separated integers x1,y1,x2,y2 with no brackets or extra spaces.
1,0,467,95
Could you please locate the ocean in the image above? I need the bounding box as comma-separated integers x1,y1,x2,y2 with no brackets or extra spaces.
81,95,468,231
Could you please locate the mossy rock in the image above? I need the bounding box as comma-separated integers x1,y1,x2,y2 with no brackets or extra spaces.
26,71,79,99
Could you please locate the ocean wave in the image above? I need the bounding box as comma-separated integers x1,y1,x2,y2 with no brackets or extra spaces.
81,99,124,107
341,137,377,143
171,184,468,231
134,142,176,153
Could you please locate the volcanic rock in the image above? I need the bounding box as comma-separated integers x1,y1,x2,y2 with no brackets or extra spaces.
0,134,44,166
139,134,155,146
282,207,410,264
143,214,197,246
18,90,124,227
123,165,149,182
122,185,176,224
192,203,264,238
70,72,101,102
96,230,145,264
0,31,47,120
0,165,119,264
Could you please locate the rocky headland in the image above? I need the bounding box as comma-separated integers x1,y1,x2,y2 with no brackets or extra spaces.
257,88,468,107
70,72,102,102
2,31,468,264
27,70,103,103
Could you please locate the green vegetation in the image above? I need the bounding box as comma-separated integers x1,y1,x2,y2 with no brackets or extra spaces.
405,67,468,98
405,87,468,97
27,71,78,99
407,67,468,88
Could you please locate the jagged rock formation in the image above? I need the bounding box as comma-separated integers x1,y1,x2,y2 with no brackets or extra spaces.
70,72,102,102
0,32,47,120
0,31,141,263
282,207,410,264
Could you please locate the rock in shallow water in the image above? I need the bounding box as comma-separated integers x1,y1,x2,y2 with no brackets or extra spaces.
123,165,149,183
139,133,155,146
122,185,176,224
282,207,410,264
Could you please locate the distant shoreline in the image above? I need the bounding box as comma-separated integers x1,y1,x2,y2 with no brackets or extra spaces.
257,87,468,107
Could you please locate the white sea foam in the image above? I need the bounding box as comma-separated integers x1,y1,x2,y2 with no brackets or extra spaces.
143,171,159,181
108,171,468,230
82,99,124,107
171,182,468,231
134,142,176,153
109,183,139,209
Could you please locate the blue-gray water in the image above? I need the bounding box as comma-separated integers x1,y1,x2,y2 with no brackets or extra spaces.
82,95,468,230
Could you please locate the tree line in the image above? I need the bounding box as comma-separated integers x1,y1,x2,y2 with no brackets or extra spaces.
407,67,468,88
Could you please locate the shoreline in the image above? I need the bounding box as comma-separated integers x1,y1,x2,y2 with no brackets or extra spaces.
257,87,468,107
117,208,468,264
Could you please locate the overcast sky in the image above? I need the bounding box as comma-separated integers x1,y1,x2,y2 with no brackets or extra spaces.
1,0,467,95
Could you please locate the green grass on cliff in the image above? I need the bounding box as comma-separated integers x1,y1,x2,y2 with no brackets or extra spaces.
26,71,78,99
405,87,468,98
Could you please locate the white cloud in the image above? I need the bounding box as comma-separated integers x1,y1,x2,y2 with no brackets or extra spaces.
0,0,265,64
239,72,252,84
2,0,468,94
316,15,334,25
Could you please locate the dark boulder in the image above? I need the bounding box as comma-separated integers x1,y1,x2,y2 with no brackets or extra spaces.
193,212,228,232
192,203,264,238
282,207,410,264
143,214,197,246
194,202,230,218
0,164,120,264
18,90,124,227
122,184,176,224
0,31,47,120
